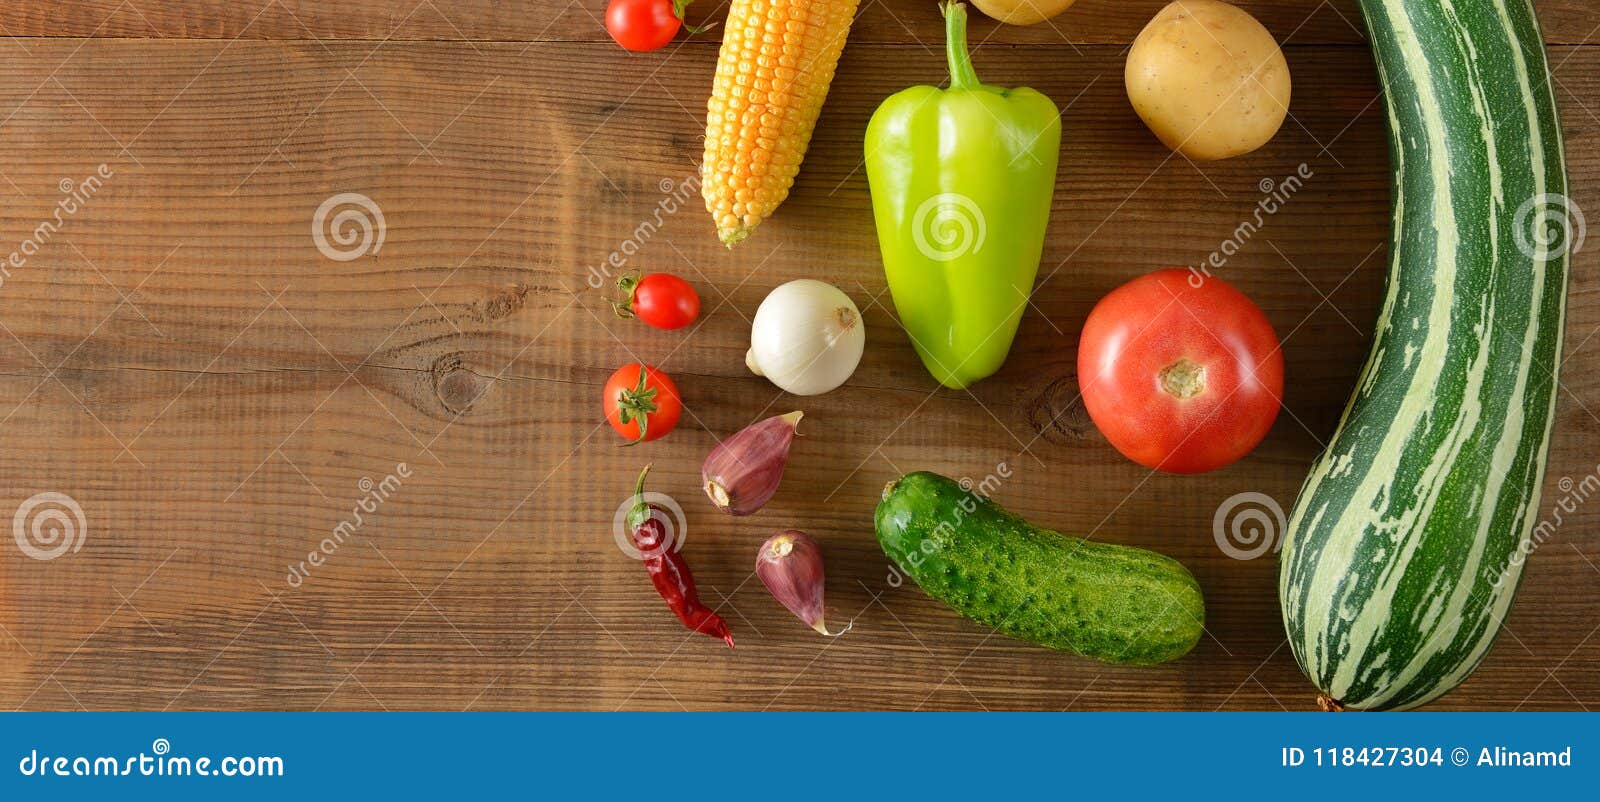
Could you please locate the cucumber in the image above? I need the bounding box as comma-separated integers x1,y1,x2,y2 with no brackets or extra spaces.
876,472,1204,665
1279,0,1570,710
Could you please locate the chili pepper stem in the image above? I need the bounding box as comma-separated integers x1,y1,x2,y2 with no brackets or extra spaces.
626,463,653,530
633,462,651,499
943,2,979,90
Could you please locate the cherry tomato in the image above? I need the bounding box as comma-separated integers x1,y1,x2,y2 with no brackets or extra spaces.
615,272,700,330
605,0,682,52
604,363,682,444
1077,269,1283,474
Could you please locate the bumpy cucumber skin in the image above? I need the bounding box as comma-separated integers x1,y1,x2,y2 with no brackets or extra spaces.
875,472,1204,665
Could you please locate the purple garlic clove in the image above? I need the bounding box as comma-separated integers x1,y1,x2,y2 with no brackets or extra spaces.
702,411,802,516
756,530,847,636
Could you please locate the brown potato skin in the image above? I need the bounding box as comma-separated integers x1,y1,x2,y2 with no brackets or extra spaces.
1125,0,1291,161
970,0,1077,26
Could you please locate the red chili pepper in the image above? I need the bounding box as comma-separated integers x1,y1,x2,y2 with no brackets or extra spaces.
626,464,734,647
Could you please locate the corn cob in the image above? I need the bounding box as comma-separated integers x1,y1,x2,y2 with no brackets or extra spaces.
701,0,861,246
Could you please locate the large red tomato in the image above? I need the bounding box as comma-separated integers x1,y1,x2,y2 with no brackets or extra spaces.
1077,269,1283,474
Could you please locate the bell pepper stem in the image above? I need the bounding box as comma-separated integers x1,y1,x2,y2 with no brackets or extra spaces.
943,1,979,90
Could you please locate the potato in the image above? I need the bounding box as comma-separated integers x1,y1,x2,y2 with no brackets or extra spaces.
970,0,1077,26
1125,0,1291,161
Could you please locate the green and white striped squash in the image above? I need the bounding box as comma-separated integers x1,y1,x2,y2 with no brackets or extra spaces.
1279,0,1571,710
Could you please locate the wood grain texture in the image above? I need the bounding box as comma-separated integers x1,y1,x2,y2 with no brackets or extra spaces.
0,1,1597,711
1,0,1598,44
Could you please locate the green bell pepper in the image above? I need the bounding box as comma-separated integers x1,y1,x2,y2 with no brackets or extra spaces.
864,1,1060,390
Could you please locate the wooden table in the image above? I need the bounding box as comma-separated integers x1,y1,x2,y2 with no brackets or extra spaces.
0,0,1595,711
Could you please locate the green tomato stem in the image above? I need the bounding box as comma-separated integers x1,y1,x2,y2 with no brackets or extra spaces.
612,273,640,319
616,365,658,445
672,0,717,35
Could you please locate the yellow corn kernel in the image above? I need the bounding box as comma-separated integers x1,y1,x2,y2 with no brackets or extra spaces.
701,0,861,246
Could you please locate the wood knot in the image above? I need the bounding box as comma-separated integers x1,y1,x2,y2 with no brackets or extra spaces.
1025,374,1096,446
430,352,493,415
465,283,530,323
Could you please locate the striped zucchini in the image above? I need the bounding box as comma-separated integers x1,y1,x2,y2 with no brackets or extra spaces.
1279,0,1570,710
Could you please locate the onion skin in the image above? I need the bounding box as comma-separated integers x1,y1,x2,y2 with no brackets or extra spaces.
702,411,802,515
756,530,840,635
745,279,865,396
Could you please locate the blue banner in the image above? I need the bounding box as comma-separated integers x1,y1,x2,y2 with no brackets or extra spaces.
0,713,1590,798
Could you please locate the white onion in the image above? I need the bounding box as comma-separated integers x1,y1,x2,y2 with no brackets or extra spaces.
746,279,865,396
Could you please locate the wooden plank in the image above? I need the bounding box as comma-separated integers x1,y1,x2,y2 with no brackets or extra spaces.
0,0,1596,45
0,34,1596,711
